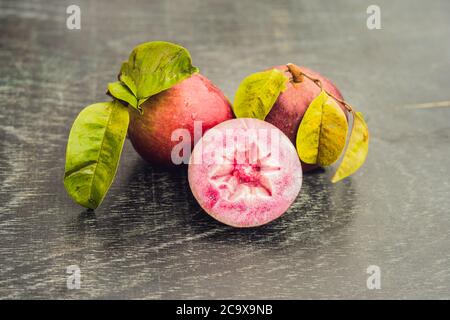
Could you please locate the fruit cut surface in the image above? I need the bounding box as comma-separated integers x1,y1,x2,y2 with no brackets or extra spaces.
188,118,302,227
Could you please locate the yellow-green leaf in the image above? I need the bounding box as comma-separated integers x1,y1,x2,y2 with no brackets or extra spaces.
107,81,139,111
233,69,288,120
332,112,369,183
296,90,348,166
64,100,129,209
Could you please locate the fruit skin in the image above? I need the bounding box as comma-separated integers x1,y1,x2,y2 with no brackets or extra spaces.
128,74,234,166
265,65,346,171
188,118,302,228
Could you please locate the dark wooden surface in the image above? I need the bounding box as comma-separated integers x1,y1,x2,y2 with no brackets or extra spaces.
1,0,449,299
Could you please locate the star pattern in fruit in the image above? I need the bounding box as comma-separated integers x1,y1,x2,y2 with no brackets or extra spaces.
209,142,280,200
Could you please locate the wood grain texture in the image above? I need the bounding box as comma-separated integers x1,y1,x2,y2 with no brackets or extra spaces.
1,0,450,299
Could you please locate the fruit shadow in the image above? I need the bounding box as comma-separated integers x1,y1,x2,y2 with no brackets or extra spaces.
69,159,200,249
193,169,358,248
72,159,356,254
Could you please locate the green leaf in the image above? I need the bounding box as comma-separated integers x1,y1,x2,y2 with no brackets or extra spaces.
64,100,129,209
296,90,348,166
119,61,137,97
119,41,199,105
332,112,369,183
233,69,288,119
107,81,139,111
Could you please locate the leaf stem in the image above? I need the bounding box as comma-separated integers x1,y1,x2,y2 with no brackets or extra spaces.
286,63,354,112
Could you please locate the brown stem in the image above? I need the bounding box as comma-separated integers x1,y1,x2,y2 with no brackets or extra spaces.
286,63,354,112
286,63,304,83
